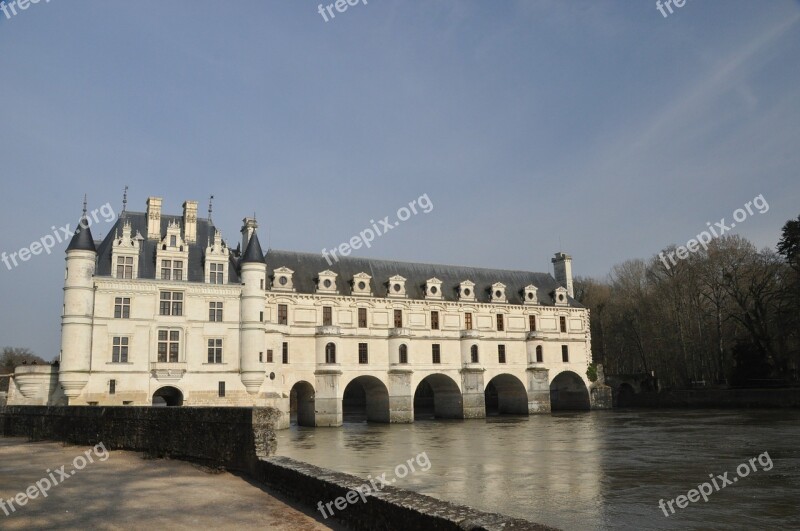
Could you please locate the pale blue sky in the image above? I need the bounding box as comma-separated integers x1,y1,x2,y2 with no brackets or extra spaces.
1,1,799,358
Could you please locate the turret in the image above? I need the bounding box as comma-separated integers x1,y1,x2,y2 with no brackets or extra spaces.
59,207,98,403
239,226,266,394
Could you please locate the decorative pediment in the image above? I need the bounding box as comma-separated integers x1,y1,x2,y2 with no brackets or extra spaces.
552,286,569,306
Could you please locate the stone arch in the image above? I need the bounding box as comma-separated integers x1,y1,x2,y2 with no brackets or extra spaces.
152,385,183,407
485,373,528,415
289,380,315,427
413,374,463,420
342,375,390,423
550,370,590,411
616,382,635,407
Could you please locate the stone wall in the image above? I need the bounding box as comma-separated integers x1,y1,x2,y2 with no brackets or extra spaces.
256,456,556,531
624,388,800,409
0,406,279,470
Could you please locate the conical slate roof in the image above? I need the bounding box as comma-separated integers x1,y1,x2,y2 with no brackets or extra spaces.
66,218,97,253
241,231,265,264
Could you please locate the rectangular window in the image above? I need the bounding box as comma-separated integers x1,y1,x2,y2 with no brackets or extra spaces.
114,297,130,319
278,304,288,325
218,381,225,398
464,313,472,330
562,345,569,363
209,301,223,322
394,309,403,328
157,330,180,362
209,263,224,284
498,344,506,364
431,311,439,330
159,292,183,316
161,259,172,281
536,346,543,363
560,316,567,333
260,311,264,322
259,351,263,363
529,315,537,332
358,308,367,328
282,342,288,364
323,306,332,326
173,260,183,281
207,338,223,363
497,314,504,331
109,379,116,395
358,343,368,364
267,349,274,363
116,256,133,279
432,344,441,364
111,337,128,363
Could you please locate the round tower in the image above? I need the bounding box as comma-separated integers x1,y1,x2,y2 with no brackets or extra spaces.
239,222,266,395
59,212,97,403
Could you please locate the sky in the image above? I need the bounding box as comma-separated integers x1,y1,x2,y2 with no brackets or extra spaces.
1,1,798,359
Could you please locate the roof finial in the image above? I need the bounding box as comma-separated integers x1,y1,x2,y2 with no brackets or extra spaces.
121,185,128,216
208,195,214,221
82,194,88,218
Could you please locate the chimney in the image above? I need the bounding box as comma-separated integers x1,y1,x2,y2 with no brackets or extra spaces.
146,197,162,240
552,252,574,298
241,217,258,252
182,200,198,243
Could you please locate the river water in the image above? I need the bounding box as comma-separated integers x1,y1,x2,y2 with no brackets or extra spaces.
276,409,800,530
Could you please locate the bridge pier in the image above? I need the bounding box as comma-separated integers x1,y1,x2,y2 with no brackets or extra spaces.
314,369,343,427
388,368,414,423
527,367,551,413
460,367,486,419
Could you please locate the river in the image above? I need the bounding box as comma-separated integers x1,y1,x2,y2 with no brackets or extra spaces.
276,409,800,530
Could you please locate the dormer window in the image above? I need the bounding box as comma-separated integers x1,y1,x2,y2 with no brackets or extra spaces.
387,275,406,298
111,219,140,280
156,221,188,281
490,282,507,303
205,229,229,285
352,272,372,296
523,284,538,305
459,280,476,302
272,267,295,291
552,286,569,306
316,270,338,294
425,277,443,300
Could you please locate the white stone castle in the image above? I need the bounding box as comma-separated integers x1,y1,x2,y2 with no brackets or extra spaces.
6,197,610,426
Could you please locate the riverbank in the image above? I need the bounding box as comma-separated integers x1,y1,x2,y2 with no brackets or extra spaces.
621,387,800,408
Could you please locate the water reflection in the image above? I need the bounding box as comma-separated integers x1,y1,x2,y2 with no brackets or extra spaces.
276,410,800,530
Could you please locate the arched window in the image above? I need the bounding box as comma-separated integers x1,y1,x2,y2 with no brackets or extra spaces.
399,344,408,364
325,342,336,364
536,345,543,363
470,344,479,363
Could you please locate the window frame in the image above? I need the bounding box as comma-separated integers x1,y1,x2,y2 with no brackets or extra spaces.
207,338,223,364
358,342,369,364
431,311,439,330
111,336,129,363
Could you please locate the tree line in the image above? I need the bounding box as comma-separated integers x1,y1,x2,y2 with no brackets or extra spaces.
575,215,800,389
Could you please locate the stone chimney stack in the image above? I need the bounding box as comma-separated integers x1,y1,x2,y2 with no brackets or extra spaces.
182,200,198,243
552,252,574,298
146,197,162,240
241,217,258,252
